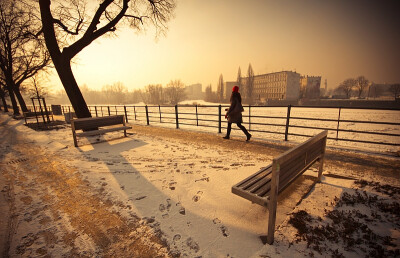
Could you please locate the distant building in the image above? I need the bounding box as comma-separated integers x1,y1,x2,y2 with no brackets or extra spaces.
225,81,237,100
185,83,204,100
320,79,328,96
239,71,301,102
300,76,321,99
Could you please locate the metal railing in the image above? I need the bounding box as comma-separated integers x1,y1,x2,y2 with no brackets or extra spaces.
61,104,400,148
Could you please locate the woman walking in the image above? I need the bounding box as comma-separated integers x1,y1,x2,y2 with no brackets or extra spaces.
223,86,252,141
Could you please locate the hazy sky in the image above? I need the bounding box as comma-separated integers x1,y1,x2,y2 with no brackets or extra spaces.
50,0,400,92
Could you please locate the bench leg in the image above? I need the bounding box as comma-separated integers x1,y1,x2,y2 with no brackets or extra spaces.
266,198,278,244
318,138,327,182
267,162,279,245
318,154,325,182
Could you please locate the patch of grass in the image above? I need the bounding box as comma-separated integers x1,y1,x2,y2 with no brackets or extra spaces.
288,185,400,257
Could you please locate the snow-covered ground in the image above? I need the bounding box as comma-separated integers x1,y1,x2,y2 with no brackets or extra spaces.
0,112,399,257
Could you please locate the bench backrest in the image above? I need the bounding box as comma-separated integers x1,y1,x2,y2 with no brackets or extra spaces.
24,111,53,117
72,115,125,131
273,130,327,193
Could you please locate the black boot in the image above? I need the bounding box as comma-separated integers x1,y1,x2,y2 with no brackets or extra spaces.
223,122,232,139
246,134,252,141
238,123,251,141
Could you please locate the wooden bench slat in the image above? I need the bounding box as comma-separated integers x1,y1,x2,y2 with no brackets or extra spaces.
236,165,272,190
273,131,327,164
306,144,324,163
278,156,320,193
73,116,124,130
253,180,272,197
76,126,132,137
250,175,272,195
278,154,307,182
231,186,270,206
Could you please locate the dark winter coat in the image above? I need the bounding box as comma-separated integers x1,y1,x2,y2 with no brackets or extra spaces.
226,92,244,123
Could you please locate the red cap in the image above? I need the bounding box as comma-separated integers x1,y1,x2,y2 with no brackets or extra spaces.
232,86,239,92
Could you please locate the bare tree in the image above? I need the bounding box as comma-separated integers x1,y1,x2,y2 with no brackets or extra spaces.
26,73,51,99
0,76,8,112
128,89,142,104
38,0,175,118
204,84,216,102
217,74,224,103
246,63,254,104
389,84,400,99
355,76,369,98
142,84,164,104
0,0,51,115
367,83,383,99
165,79,186,105
102,82,128,104
338,78,355,98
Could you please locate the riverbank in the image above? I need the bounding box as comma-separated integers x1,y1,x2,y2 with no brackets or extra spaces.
1,113,399,257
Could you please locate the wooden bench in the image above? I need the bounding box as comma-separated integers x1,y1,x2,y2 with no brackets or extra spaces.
71,115,132,147
232,130,328,245
23,111,54,124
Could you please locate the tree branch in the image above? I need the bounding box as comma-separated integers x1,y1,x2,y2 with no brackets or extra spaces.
66,0,129,59
124,14,147,24
53,18,83,35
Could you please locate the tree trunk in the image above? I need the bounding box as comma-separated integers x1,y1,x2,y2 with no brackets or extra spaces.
0,88,7,112
7,87,20,115
53,59,91,118
14,86,28,112
39,0,91,119
1,98,8,112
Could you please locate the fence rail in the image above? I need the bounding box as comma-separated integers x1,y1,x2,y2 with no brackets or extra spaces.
60,104,400,149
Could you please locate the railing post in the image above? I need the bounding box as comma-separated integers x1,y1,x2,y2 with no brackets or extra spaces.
124,105,128,123
101,106,103,117
196,105,199,126
107,106,111,116
218,105,222,134
159,105,162,123
336,107,341,140
248,105,251,131
175,105,179,129
115,105,117,115
145,105,150,125
284,104,291,141
134,106,137,120
95,106,98,117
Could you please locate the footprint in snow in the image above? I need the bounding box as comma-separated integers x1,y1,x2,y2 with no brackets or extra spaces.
213,218,229,237
159,199,172,212
220,225,229,237
176,202,186,215
192,191,203,202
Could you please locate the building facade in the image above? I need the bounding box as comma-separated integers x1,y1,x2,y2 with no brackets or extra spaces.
239,71,301,102
300,76,322,99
